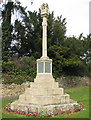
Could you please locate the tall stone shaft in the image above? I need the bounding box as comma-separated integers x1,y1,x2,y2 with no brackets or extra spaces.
41,3,49,58
42,17,47,57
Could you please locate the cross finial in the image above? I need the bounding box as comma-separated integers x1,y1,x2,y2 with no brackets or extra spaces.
41,3,49,17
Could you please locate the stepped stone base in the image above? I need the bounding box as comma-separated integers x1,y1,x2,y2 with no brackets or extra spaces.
10,74,78,114
11,100,78,114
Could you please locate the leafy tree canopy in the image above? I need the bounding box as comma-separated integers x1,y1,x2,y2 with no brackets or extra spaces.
2,2,90,78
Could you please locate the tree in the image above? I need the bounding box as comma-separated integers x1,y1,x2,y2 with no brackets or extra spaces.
48,43,86,77
12,9,42,58
2,2,90,78
62,35,89,77
47,14,66,48
2,2,14,61
12,9,67,59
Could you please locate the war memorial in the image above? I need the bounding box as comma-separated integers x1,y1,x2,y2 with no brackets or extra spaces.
10,3,78,114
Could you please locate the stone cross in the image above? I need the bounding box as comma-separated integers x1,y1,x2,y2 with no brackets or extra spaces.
41,3,49,58
10,3,78,114
36,3,52,75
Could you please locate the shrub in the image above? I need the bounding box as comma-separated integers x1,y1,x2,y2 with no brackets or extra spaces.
2,61,16,73
2,74,34,84
2,56,36,84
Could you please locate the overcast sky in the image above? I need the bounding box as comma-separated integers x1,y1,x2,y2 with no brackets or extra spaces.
17,0,90,37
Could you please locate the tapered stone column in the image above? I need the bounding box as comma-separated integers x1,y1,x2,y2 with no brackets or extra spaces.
42,17,47,57
41,3,49,58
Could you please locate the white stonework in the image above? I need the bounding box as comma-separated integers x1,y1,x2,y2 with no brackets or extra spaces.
10,3,78,114
11,74,78,113
37,58,52,75
41,3,49,58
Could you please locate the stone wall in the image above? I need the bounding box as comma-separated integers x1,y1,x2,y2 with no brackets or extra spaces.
56,76,90,89
1,77,90,99
1,82,30,100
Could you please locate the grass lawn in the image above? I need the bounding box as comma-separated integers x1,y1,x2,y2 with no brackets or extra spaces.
2,86,90,118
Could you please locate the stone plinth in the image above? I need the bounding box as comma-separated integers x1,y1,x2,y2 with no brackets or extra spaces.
10,73,78,114
11,101,77,114
37,57,52,75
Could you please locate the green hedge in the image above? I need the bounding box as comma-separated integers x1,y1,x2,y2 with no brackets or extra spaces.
2,56,36,84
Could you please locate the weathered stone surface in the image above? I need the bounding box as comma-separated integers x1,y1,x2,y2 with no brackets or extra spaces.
24,88,63,96
1,82,30,99
10,74,78,113
56,76,90,88
10,100,78,114
1,77,90,100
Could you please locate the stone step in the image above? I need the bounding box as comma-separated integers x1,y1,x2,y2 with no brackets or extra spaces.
34,74,55,83
35,74,53,79
25,88,64,96
19,93,70,105
30,81,59,88
11,100,78,114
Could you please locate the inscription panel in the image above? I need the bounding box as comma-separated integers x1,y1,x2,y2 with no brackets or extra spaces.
45,62,51,73
38,63,44,73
